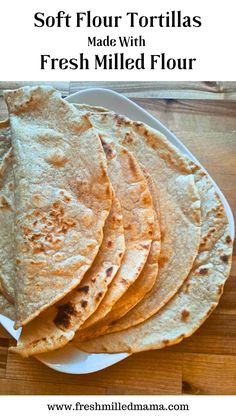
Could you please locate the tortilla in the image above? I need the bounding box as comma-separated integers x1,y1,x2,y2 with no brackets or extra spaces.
74,108,201,341
4,86,112,328
0,294,15,320
0,120,15,304
76,166,160,340
77,143,155,335
10,192,125,356
74,169,233,353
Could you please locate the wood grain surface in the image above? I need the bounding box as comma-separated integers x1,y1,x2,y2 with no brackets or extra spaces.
0,81,235,395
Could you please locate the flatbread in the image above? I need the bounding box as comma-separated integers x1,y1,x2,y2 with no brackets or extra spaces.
76,166,160,340
0,120,15,304
74,108,201,340
0,294,15,320
4,86,112,328
10,192,125,356
77,143,155,335
74,169,233,353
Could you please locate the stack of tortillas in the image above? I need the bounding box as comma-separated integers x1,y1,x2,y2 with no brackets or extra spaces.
0,86,233,358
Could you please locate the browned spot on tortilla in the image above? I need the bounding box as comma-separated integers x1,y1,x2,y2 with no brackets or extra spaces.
118,252,123,258
121,278,127,285
142,244,149,250
100,138,113,158
31,337,47,345
133,121,143,128
181,310,190,322
158,255,169,268
0,196,10,209
100,165,107,178
183,283,190,294
54,302,76,328
142,193,152,205
226,235,232,244
95,291,103,302
125,224,132,231
21,226,31,236
77,285,89,294
81,300,88,308
178,334,185,339
107,240,112,247
220,254,230,263
163,339,169,346
106,267,113,277
124,132,134,144
16,258,20,265
91,277,96,283
32,243,46,254
199,268,208,275
63,195,71,203
127,153,137,174
218,284,224,295
115,115,127,126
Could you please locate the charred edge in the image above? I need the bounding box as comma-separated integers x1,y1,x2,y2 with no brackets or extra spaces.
115,115,127,126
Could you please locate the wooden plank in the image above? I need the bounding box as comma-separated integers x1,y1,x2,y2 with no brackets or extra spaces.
0,378,106,395
0,325,11,339
69,81,225,99
6,351,182,395
220,82,236,100
182,353,236,394
0,338,8,378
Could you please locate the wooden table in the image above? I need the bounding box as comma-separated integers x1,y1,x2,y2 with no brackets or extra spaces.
0,81,235,395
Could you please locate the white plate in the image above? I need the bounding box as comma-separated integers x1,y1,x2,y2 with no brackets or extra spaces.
0,88,234,375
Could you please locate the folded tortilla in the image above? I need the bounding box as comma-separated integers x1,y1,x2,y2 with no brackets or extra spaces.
73,108,201,341
10,191,125,356
75,168,233,353
0,120,15,309
4,86,112,328
76,143,155,336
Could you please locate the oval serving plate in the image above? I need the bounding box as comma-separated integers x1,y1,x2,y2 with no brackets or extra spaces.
0,88,234,374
